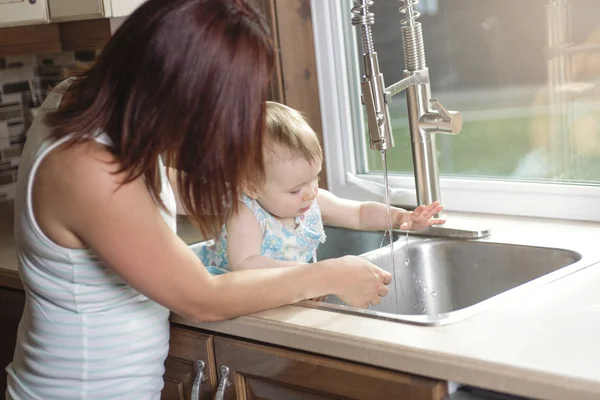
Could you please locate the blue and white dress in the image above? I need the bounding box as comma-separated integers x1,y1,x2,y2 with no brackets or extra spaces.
196,195,326,274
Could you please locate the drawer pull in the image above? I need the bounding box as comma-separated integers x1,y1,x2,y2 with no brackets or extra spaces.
214,365,231,400
191,360,206,400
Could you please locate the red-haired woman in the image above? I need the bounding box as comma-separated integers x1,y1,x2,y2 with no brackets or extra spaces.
6,0,391,398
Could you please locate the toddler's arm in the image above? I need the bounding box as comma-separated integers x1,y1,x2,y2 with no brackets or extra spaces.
317,189,445,231
227,205,306,271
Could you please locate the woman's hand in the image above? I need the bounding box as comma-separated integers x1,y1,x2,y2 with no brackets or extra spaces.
328,256,391,308
395,201,446,231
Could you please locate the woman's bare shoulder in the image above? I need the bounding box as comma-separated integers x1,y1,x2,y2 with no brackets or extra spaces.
33,139,143,248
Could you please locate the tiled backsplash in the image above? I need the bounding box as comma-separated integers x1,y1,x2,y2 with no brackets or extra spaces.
0,50,98,202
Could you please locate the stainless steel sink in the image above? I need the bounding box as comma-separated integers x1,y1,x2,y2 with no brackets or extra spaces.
298,226,584,325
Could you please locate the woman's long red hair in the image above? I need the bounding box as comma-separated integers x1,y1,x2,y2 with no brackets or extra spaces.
45,0,273,237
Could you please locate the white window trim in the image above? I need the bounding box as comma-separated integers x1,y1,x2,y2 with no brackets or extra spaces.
311,0,600,222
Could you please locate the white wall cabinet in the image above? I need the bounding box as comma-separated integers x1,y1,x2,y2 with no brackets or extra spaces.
0,0,48,28
0,0,145,28
47,0,146,22
108,0,145,18
48,0,107,21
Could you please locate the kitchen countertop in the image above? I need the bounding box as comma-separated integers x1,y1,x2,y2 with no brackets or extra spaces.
173,213,600,400
3,204,600,400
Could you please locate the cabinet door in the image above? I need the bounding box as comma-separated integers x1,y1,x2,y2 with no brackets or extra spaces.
109,0,144,17
48,0,106,21
213,337,447,400
162,324,218,400
254,0,283,103
0,287,25,396
0,0,48,28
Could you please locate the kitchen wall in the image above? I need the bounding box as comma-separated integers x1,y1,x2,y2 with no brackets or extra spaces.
0,50,98,202
0,50,98,270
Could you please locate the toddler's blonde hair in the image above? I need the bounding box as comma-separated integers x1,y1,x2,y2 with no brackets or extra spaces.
263,101,322,165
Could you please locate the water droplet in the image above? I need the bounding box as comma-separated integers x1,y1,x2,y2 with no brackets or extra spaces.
431,291,437,297
404,231,410,268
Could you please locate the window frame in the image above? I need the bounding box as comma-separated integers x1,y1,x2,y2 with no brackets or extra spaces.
311,0,600,222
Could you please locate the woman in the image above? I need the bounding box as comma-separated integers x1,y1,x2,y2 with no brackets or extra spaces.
6,0,392,398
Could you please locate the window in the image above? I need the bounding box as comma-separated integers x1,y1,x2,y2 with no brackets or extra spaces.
312,0,600,221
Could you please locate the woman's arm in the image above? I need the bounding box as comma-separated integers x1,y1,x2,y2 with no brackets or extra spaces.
35,143,390,322
226,205,305,270
317,189,445,231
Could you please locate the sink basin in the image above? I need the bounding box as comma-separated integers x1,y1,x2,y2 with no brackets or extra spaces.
298,226,584,325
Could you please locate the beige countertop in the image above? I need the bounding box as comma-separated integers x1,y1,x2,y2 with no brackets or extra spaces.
172,213,600,400
3,202,600,399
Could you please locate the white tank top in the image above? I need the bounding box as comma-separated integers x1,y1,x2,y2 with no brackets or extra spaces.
5,80,176,399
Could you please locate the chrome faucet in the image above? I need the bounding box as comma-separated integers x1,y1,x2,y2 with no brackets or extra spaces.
351,0,490,239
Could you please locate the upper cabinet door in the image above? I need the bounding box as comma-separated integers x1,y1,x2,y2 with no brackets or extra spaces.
48,0,106,21
109,0,144,18
0,0,48,27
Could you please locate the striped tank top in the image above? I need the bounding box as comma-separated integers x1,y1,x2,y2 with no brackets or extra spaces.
5,80,175,399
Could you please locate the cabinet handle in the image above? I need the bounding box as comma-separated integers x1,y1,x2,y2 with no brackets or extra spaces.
214,365,231,400
191,360,206,400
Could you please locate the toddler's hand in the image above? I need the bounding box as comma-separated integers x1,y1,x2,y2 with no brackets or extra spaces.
396,201,446,231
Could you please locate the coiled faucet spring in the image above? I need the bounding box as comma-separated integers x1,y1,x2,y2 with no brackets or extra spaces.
399,0,420,26
399,0,426,71
351,0,375,54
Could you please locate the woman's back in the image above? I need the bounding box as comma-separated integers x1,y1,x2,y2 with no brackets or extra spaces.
6,82,175,399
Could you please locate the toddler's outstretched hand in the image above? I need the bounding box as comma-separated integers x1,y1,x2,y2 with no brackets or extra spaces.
396,201,446,231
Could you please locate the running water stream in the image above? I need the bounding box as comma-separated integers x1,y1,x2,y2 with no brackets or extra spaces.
380,150,402,314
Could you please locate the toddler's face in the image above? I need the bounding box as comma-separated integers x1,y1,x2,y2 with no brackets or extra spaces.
254,155,321,219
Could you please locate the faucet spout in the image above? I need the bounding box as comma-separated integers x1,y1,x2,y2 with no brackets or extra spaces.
351,0,395,151
361,52,395,151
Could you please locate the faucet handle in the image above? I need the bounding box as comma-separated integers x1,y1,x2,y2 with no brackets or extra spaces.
420,98,463,135
430,98,451,119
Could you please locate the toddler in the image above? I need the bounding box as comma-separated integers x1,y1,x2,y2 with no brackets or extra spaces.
196,101,445,276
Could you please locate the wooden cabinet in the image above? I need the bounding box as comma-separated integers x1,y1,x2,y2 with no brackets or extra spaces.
47,0,107,21
163,325,218,400
161,326,447,400
0,287,25,396
211,336,447,400
0,0,48,28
